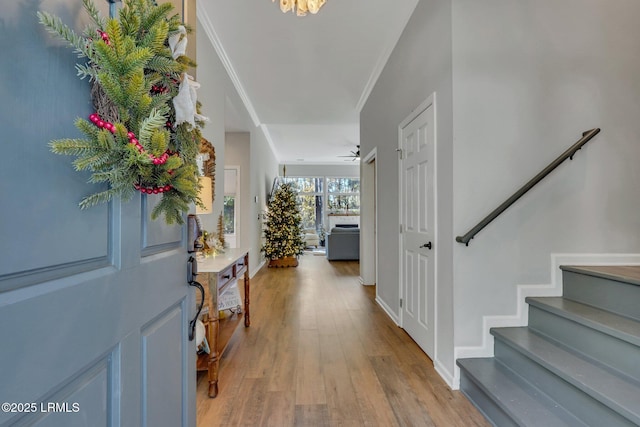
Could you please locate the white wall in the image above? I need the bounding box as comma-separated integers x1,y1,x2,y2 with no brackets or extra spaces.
197,19,279,274
360,0,455,381
225,132,251,250
452,0,640,354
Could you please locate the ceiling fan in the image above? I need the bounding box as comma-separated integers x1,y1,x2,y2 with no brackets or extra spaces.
338,145,360,161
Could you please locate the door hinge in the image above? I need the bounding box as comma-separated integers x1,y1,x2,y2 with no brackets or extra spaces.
400,224,403,233
400,298,403,308
396,148,403,160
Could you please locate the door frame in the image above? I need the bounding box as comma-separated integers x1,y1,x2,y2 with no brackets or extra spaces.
224,165,241,248
397,93,438,356
361,148,378,289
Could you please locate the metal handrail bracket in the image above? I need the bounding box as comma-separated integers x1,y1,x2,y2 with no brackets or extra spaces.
456,128,601,246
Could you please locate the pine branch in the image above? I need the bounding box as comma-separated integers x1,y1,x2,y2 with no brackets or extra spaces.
49,139,95,156
73,151,112,171
37,11,93,59
141,3,174,34
142,19,169,53
75,63,98,81
79,188,119,209
138,108,168,143
97,72,125,107
147,56,184,74
82,0,106,30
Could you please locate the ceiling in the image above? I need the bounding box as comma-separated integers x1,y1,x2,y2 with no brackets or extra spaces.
197,0,419,165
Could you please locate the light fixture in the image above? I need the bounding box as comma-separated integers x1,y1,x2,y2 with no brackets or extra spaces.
273,0,326,16
196,176,213,214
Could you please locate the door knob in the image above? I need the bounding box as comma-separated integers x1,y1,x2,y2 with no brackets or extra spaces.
420,242,432,250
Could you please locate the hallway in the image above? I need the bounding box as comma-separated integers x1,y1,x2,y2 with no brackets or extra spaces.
196,254,488,426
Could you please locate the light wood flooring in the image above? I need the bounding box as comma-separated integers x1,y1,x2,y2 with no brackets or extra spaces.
196,254,489,427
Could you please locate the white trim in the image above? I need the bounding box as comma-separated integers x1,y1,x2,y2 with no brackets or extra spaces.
355,0,420,113
362,148,378,288
451,252,640,390
196,6,261,127
376,296,400,325
362,147,377,164
434,359,455,390
250,259,266,278
259,124,281,164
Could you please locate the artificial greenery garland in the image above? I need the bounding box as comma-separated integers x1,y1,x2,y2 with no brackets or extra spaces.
38,0,206,224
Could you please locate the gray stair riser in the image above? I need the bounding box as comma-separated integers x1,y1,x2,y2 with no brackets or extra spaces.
494,339,637,427
563,271,640,320
459,372,517,427
528,306,640,382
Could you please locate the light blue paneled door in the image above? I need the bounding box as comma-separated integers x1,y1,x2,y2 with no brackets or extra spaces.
0,1,194,426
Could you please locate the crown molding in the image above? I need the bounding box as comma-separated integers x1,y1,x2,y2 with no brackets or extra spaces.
355,0,420,113
197,4,261,128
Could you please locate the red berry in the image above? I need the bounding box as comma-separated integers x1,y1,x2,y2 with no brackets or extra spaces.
127,131,135,139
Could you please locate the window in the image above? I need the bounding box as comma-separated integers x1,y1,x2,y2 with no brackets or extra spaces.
223,196,235,234
224,168,239,248
327,177,360,214
281,177,323,230
280,176,360,231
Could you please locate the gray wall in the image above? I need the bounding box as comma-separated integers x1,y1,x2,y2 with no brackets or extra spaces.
361,0,640,387
452,0,640,348
360,0,455,378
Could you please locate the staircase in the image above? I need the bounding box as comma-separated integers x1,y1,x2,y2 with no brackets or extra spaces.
457,265,640,427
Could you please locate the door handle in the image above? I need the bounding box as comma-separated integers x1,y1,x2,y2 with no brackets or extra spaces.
420,242,432,250
187,256,205,341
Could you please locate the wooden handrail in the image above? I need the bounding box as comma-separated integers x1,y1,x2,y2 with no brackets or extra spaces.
456,128,601,246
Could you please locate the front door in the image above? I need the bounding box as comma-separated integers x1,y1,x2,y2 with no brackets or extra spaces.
0,1,194,426
399,96,436,359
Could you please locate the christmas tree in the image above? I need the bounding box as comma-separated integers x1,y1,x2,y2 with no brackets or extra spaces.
37,0,206,224
262,183,305,262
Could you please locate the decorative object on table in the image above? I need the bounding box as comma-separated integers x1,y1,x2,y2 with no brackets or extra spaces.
37,0,208,224
202,229,224,255
216,213,226,248
273,0,326,16
262,182,305,267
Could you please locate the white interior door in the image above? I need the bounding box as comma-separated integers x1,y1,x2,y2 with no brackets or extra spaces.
399,96,436,359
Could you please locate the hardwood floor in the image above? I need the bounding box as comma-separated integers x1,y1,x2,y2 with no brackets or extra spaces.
196,254,489,427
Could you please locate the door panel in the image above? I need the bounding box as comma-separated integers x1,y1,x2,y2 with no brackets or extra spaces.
142,195,184,255
400,96,436,359
142,305,184,427
0,1,194,426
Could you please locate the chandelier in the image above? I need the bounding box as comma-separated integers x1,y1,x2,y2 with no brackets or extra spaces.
273,0,326,16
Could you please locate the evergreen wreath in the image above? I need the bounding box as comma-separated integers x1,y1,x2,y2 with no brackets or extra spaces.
38,0,207,224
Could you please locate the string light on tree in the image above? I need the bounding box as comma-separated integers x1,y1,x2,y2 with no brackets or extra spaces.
262,182,305,267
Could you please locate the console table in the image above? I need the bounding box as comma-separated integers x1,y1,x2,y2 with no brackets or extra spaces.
196,248,250,398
